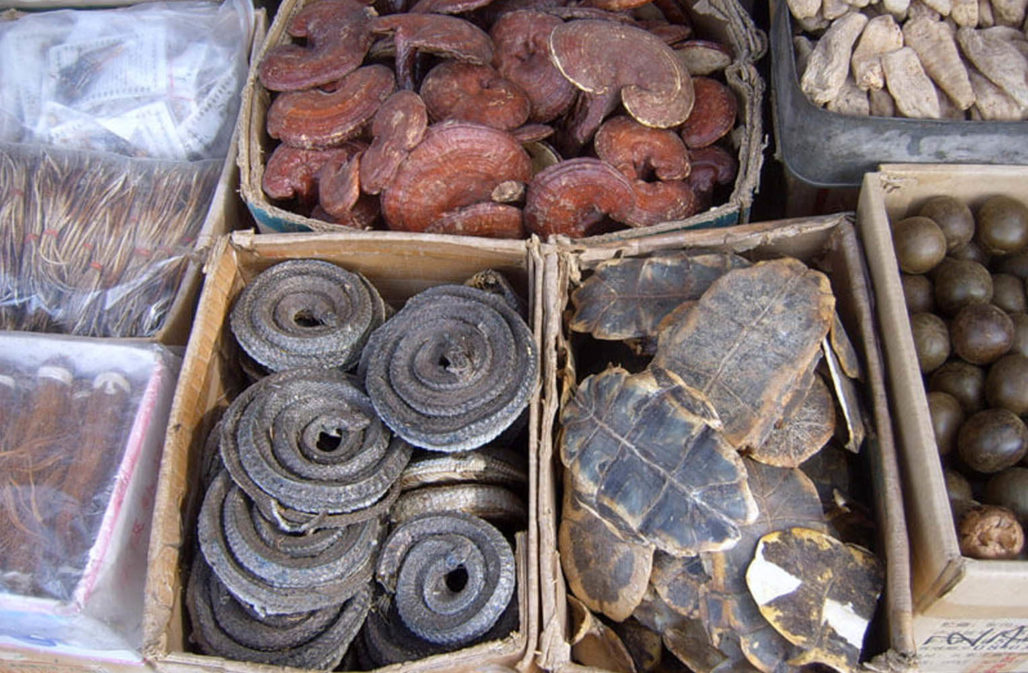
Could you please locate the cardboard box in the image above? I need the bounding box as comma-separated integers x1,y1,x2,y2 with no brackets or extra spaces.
0,334,181,665
142,230,543,673
858,164,1028,673
0,2,265,347
537,214,917,672
236,0,766,242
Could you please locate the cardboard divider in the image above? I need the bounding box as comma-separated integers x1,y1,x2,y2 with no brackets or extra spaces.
142,231,542,673
858,164,1028,673
537,215,917,672
236,0,765,241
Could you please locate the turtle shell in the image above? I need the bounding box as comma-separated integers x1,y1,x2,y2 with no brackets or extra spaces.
649,550,709,620
701,459,829,673
749,374,836,468
570,252,750,341
653,258,835,451
559,476,654,622
560,365,757,556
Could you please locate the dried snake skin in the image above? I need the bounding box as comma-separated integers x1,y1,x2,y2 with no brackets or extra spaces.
230,259,388,373
198,471,381,614
361,284,538,452
219,368,412,530
390,483,527,527
375,512,516,646
186,554,371,670
397,447,527,491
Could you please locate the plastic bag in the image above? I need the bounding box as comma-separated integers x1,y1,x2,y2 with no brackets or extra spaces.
0,0,254,161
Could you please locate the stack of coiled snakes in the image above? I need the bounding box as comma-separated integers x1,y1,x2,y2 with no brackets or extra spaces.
188,259,537,670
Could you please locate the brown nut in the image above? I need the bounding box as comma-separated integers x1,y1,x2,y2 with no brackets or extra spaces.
678,76,737,149
490,10,577,123
371,13,494,90
523,157,635,237
594,115,690,181
267,64,396,149
956,502,1025,559
258,0,376,92
381,121,532,233
360,90,428,196
548,19,694,128
420,61,531,130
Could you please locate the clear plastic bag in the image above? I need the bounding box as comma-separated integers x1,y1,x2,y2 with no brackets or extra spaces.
0,0,254,161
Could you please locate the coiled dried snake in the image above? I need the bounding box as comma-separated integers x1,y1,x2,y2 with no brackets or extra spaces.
361,284,538,452
219,367,411,531
230,259,388,373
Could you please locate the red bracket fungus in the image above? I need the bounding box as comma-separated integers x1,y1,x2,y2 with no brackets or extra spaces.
360,90,428,195
594,115,690,181
674,40,733,76
258,0,377,92
424,202,526,238
262,142,366,206
420,61,531,130
370,13,494,90
623,179,700,226
409,0,494,14
310,195,380,229
555,89,619,157
523,157,635,238
578,0,655,12
687,144,737,209
317,151,362,220
641,21,693,46
679,76,737,149
267,64,396,149
511,123,554,143
380,121,532,235
549,19,694,129
490,10,576,123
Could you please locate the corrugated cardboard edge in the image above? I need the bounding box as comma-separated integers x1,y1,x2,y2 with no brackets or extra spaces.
536,215,917,673
143,231,543,673
236,0,765,241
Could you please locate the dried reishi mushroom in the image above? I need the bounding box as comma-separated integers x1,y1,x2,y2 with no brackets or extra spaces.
579,0,655,12
317,151,361,220
594,115,691,181
679,77,737,149
371,13,494,90
420,61,531,130
956,502,1026,559
424,202,526,238
686,144,737,206
267,64,396,149
642,21,693,46
523,157,635,238
360,90,428,195
258,0,377,92
261,142,366,203
381,121,532,233
624,180,700,227
556,89,620,157
490,10,577,123
510,123,553,143
674,40,733,76
310,195,381,230
409,0,494,13
549,19,695,128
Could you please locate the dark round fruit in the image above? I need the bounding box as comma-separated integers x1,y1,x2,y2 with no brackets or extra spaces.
950,240,990,265
993,251,1028,279
958,408,1028,473
977,195,1028,256
911,312,951,373
985,353,1028,414
932,258,993,315
950,303,1014,364
1010,312,1028,357
990,273,1027,313
902,273,934,313
893,216,948,274
919,195,975,252
984,467,1028,523
928,391,965,456
944,467,974,501
928,359,986,413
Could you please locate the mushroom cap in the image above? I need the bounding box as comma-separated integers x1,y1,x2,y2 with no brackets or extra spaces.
674,40,733,76
679,76,737,149
523,157,635,238
259,0,377,92
624,179,700,227
317,151,362,219
420,61,531,130
687,144,737,197
424,202,526,238
262,142,366,202
490,10,577,123
267,64,396,149
555,89,619,157
371,13,494,65
361,90,428,195
381,121,533,232
511,123,554,143
310,195,380,230
579,0,655,11
641,21,694,46
594,115,691,181
410,0,495,14
549,19,694,128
